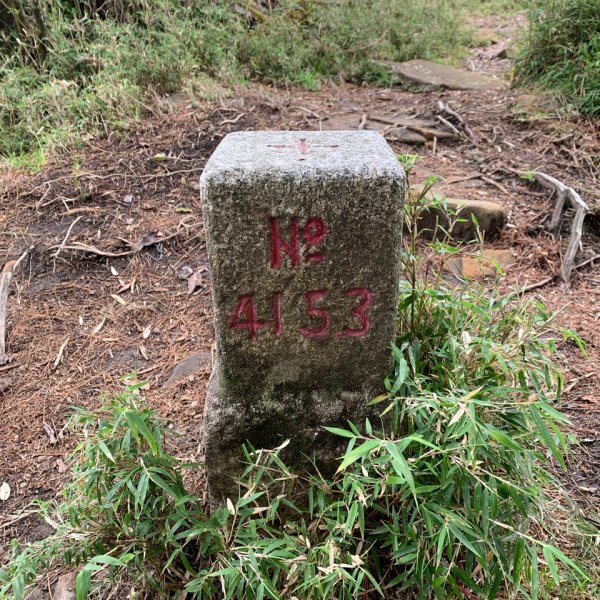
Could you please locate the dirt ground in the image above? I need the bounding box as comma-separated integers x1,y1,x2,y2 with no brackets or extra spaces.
1,15,599,595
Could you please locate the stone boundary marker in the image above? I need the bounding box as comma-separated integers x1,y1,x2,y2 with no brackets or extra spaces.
200,131,405,502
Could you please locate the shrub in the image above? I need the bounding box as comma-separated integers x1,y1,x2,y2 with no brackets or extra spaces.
515,0,600,115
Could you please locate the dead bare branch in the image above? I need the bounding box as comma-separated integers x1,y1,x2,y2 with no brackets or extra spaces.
436,100,476,143
0,248,31,365
52,215,82,259
512,253,600,296
533,171,589,281
49,222,202,258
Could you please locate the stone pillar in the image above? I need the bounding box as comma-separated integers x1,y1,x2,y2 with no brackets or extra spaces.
200,131,405,502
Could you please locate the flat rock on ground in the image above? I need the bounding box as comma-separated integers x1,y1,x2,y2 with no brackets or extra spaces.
417,194,508,242
381,59,509,91
446,248,515,279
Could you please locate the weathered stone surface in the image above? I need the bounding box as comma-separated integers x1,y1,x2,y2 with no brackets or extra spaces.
200,131,405,502
418,196,507,241
381,59,509,91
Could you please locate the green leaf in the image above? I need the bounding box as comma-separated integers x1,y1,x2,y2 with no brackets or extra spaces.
488,427,522,452
336,438,381,472
448,523,484,560
76,570,91,600
323,426,356,439
543,545,559,585
530,406,566,469
384,441,416,496
147,471,182,500
124,410,159,455
391,356,409,393
97,440,115,463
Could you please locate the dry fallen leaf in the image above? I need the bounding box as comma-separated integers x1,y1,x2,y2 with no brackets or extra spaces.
111,293,127,306
43,421,57,444
0,482,10,501
142,325,152,339
177,265,194,279
131,231,162,253
188,269,204,294
92,317,106,335
53,338,69,369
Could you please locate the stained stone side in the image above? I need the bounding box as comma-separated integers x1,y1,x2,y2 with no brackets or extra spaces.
200,131,405,502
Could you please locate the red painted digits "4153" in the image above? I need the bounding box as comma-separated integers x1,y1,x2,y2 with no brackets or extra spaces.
229,288,373,340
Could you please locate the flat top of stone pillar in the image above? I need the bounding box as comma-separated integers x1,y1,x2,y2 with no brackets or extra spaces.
201,130,403,180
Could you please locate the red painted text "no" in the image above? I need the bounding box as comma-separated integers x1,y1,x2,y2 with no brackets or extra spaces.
269,217,327,268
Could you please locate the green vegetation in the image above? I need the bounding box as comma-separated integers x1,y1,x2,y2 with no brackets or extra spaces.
2,174,598,599
0,0,477,161
515,0,600,115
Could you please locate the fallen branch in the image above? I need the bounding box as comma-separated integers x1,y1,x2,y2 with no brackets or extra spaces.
533,171,588,281
0,248,31,365
436,100,476,143
511,253,600,297
479,175,508,195
53,215,82,259
50,221,201,258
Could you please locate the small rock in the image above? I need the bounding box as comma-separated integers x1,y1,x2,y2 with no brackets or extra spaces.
177,265,194,279
52,572,76,600
472,28,500,47
446,249,514,280
514,93,560,118
385,128,428,144
418,197,507,241
380,59,508,91
495,46,518,60
0,376,12,393
162,352,211,388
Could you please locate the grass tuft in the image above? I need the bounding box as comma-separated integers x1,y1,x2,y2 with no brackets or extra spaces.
515,0,600,115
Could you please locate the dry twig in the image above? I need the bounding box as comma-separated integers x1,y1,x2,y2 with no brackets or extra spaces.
512,253,600,296
50,221,201,258
53,215,82,259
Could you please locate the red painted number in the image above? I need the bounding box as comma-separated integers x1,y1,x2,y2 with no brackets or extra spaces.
229,294,267,339
229,289,373,340
299,290,331,339
273,291,282,336
338,288,373,338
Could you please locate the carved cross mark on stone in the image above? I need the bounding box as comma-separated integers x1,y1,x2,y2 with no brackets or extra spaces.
267,138,339,160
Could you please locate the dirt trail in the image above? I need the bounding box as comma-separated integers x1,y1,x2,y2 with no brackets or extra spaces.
1,14,599,579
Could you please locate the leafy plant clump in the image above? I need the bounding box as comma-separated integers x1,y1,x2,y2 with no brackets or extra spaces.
1,180,596,598
515,0,600,115
0,0,474,161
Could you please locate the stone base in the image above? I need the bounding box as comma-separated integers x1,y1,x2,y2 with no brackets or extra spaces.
202,366,378,504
